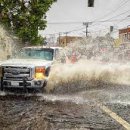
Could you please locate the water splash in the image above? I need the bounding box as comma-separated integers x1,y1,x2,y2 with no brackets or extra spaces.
0,25,22,61
46,37,130,93
38,93,90,104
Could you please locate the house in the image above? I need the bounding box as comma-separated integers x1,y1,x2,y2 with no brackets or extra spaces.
58,36,83,47
119,27,130,43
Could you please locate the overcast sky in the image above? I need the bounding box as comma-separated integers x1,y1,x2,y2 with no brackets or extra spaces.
39,0,130,38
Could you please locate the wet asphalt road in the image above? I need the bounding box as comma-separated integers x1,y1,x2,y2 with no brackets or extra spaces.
0,85,130,130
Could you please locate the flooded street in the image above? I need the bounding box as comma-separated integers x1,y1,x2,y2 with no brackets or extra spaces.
1,60,130,130
0,84,130,130
1,0,130,129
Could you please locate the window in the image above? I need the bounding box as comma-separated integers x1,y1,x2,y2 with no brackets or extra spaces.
16,48,54,61
125,34,127,42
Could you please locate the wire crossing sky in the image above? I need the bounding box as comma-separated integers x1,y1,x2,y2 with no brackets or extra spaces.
39,0,130,37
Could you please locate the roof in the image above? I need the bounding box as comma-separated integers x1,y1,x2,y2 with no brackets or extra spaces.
119,28,130,34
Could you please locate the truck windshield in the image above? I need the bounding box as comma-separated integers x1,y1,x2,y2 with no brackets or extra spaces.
15,48,54,61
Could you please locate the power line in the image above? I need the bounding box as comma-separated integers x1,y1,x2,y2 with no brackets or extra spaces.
114,15,130,25
47,0,130,25
103,9,130,21
43,26,84,36
89,9,130,28
43,0,130,37
92,0,130,22
44,17,130,36
47,15,130,25
48,21,83,24
91,17,130,23
63,27,85,33
44,6,130,36
44,15,130,36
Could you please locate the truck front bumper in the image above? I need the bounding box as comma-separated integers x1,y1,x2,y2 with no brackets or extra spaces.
2,79,46,88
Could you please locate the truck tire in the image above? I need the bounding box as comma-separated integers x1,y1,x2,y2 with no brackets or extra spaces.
0,78,3,91
39,80,47,93
45,67,50,77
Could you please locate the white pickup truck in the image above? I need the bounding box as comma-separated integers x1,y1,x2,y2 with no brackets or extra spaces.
0,46,63,92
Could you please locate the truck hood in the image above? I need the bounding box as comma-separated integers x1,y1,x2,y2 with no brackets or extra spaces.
1,59,53,68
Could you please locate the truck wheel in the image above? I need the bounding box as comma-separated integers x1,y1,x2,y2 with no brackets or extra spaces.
39,81,47,93
0,78,3,91
0,86,3,91
43,80,47,87
45,68,50,77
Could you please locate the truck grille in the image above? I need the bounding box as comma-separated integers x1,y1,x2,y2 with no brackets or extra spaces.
3,66,32,81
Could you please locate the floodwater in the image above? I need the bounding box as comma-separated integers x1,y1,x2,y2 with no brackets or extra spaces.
0,69,130,130
1,59,130,130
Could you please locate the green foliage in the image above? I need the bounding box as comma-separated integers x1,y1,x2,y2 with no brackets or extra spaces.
0,0,56,45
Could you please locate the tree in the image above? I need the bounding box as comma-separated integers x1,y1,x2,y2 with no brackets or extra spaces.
0,0,56,45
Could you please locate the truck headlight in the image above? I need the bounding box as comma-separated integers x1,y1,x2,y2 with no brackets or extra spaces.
35,67,45,79
0,66,2,78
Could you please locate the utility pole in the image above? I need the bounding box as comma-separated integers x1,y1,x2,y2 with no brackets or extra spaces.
65,32,69,46
83,22,89,37
59,32,61,46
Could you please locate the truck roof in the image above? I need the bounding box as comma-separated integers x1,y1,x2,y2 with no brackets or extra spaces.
23,46,62,50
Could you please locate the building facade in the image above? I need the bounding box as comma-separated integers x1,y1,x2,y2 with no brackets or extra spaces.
58,36,83,47
119,27,130,43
